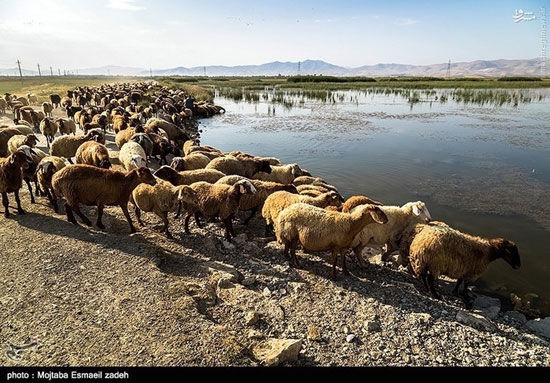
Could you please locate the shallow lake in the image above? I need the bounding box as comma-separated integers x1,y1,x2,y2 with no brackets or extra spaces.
199,87,550,315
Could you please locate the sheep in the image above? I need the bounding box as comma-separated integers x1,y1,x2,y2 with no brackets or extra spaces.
26,94,38,104
49,94,61,108
112,114,128,133
36,156,66,212
91,113,109,133
115,127,139,149
296,184,343,200
400,221,520,306
119,141,147,170
216,176,298,224
0,98,7,114
262,190,343,236
170,153,211,171
52,165,156,232
75,141,111,169
149,133,174,165
0,150,31,217
61,96,72,109
129,133,154,159
50,129,105,162
188,179,257,240
253,163,304,185
145,118,189,145
42,102,54,117
131,181,198,238
206,155,272,178
7,134,38,154
341,195,383,213
154,166,226,186
39,118,58,148
0,128,29,157
348,201,431,268
274,203,388,277
292,176,328,186
56,118,77,135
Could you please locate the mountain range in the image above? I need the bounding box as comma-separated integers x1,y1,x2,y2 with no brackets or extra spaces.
1,58,547,77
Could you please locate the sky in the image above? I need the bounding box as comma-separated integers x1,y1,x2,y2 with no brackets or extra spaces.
0,0,546,70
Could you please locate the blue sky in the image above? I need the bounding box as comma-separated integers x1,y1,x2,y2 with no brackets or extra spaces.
0,0,546,69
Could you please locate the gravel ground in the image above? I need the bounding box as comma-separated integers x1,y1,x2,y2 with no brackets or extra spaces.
1,108,549,366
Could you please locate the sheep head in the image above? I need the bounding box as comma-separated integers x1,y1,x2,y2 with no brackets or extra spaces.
324,191,343,208
99,159,112,169
177,186,198,205
154,166,177,184
24,134,38,148
11,150,32,169
490,238,520,269
409,201,431,223
257,160,272,174
357,204,388,224
235,179,257,195
134,167,156,186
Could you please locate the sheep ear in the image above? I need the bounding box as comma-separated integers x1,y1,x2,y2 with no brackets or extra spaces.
412,204,421,216
239,184,246,194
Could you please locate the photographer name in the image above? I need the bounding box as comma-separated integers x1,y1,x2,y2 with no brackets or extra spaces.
7,370,129,380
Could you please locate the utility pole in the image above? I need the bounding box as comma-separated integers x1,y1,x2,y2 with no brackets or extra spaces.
446,59,451,79
16,59,23,81
150,67,153,78
298,61,301,76
204,66,206,76
37,63,41,77
50,66,53,76
58,68,61,76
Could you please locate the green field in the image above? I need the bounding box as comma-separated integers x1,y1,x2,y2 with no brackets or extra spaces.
2,75,549,107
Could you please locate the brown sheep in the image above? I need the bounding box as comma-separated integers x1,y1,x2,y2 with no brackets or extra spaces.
341,195,384,213
75,141,111,169
188,179,257,240
50,129,105,162
0,150,32,217
154,166,226,186
52,165,156,232
206,155,272,178
36,156,66,212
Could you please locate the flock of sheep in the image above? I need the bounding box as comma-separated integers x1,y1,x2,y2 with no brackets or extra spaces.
0,81,521,310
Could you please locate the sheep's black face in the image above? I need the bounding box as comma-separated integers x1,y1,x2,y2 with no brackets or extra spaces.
501,240,520,269
154,166,175,183
259,161,272,174
136,167,156,186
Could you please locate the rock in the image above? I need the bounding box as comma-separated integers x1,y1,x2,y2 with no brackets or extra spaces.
247,329,264,339
473,295,501,310
476,306,500,320
456,311,495,331
222,240,236,251
525,317,550,339
262,287,271,297
252,338,302,366
307,326,321,341
204,237,217,252
241,276,256,286
245,311,260,326
364,320,381,333
217,277,235,290
504,311,527,325
345,334,356,343
233,233,248,245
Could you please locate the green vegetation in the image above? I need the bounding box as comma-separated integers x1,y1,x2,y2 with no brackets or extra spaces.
288,75,376,83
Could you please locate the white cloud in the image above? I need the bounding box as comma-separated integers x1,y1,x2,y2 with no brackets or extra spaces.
107,0,145,11
394,17,419,26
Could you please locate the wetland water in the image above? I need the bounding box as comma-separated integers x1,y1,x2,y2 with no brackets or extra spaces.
200,87,550,315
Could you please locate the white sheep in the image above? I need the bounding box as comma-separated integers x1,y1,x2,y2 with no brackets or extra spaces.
119,141,147,170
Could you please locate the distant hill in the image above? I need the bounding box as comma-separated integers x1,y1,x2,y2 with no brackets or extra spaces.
1,58,548,77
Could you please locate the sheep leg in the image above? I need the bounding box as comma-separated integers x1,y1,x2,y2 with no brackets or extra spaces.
134,205,144,226
34,180,43,197
194,212,203,228
14,190,24,215
44,188,58,213
452,279,464,297
96,204,105,230
460,281,474,309
72,204,91,226
24,179,35,204
161,212,172,239
64,203,78,225
381,242,395,263
426,272,442,300
120,204,136,233
2,192,10,218
243,207,258,225
353,245,369,268
184,213,192,234
290,239,301,268
67,158,74,164
264,223,274,237
341,250,350,276
174,202,182,219
222,218,233,240
331,249,339,279
283,242,290,261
